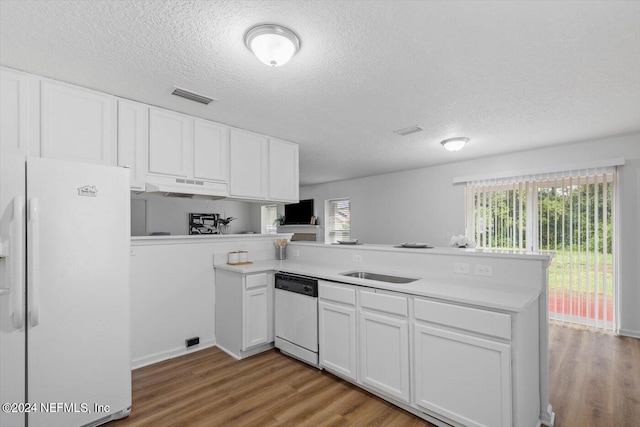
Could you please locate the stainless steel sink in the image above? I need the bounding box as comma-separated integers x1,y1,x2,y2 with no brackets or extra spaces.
339,271,419,284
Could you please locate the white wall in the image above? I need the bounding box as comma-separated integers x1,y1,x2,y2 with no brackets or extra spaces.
130,193,260,236
300,134,640,336
129,234,291,368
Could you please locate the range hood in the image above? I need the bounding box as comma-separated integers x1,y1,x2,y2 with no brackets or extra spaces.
145,175,228,199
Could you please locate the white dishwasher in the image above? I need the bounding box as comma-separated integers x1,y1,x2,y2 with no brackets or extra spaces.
274,273,319,367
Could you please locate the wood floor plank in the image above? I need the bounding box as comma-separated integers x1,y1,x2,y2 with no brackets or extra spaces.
112,324,640,427
548,323,640,427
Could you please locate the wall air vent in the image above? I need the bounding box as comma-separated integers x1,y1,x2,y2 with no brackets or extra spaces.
393,125,424,136
171,87,216,105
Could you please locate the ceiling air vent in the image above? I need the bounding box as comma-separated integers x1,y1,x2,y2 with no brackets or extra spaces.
393,125,424,136
171,87,216,105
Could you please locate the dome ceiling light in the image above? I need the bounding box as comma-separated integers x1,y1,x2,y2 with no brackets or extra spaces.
244,24,301,67
441,137,469,152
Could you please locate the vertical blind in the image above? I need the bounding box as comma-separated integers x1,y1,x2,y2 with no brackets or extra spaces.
466,166,617,331
326,198,351,243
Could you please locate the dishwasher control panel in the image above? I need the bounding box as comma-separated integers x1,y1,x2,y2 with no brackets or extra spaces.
275,273,318,297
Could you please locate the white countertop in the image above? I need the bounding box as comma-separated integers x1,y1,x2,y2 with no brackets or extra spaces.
215,259,540,313
289,241,555,262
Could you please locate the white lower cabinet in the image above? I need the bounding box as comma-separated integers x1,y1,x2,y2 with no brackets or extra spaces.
358,289,410,403
215,269,274,359
316,282,539,427
318,300,357,380
242,281,269,350
413,324,512,427
412,297,516,427
318,281,357,380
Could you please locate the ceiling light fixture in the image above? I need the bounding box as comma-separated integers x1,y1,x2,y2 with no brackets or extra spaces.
244,24,300,67
441,137,469,152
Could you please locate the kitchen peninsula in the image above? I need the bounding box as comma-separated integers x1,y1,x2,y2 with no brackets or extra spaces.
132,235,555,427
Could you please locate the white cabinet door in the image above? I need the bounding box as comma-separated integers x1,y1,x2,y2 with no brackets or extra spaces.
359,311,410,403
318,300,357,380
1,68,38,156
193,119,228,182
414,324,512,427
117,99,148,190
41,80,116,165
242,286,268,350
229,129,268,199
148,107,191,177
268,138,299,202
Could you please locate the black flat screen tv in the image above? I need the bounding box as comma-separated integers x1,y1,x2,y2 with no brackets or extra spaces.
284,199,314,225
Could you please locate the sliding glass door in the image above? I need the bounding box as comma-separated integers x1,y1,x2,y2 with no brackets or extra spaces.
467,170,617,331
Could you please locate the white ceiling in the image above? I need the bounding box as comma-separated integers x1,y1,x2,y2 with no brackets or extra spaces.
1,1,639,185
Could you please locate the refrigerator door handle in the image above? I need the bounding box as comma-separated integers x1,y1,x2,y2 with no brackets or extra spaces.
10,196,25,329
28,197,40,327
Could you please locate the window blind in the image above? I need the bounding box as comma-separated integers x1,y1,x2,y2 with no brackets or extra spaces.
466,167,617,331
325,198,350,243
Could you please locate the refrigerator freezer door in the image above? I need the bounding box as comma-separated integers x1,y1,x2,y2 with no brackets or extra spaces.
26,157,131,427
0,153,27,427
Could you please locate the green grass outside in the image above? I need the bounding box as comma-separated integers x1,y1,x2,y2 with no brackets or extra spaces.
542,250,614,296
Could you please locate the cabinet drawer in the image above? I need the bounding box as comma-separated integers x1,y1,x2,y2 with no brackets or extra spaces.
414,298,511,340
360,290,408,317
245,273,268,289
319,281,356,305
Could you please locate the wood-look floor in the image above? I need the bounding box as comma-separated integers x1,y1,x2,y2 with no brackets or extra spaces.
111,324,640,427
548,323,640,427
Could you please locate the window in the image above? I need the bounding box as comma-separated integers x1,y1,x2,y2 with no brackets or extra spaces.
465,166,618,332
261,204,278,234
325,198,350,243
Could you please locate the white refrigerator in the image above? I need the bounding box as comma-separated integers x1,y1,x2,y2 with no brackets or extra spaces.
0,154,132,427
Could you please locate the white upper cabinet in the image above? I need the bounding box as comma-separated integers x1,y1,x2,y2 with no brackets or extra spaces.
117,99,148,191
0,67,38,156
41,80,116,165
193,119,229,182
148,107,192,177
268,138,299,203
0,67,298,202
229,129,268,199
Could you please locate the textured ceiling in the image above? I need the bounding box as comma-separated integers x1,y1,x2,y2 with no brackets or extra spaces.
1,0,639,185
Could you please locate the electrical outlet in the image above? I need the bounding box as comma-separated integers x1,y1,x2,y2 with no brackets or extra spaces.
454,263,470,274
353,254,363,263
292,250,300,257
475,264,493,277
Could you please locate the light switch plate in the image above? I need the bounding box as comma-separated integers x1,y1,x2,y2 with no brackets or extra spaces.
353,254,363,263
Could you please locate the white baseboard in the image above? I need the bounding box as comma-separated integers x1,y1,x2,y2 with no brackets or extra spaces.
215,342,274,360
131,339,216,370
618,329,640,339
215,343,241,360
